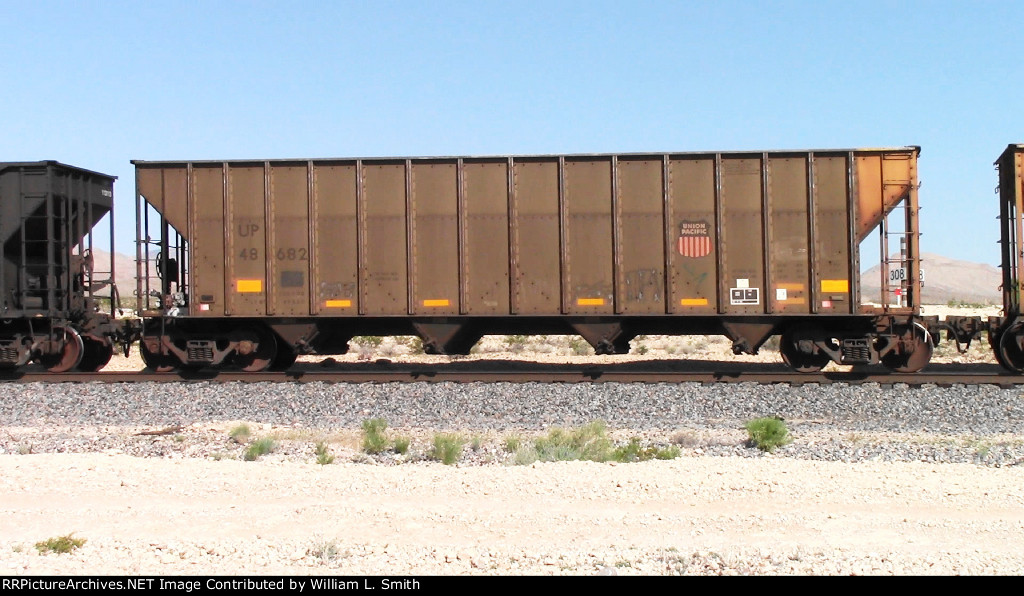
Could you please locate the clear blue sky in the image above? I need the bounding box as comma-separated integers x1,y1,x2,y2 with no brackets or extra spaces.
2,0,1021,267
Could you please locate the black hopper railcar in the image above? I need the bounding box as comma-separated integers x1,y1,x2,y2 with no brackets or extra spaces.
0,161,130,372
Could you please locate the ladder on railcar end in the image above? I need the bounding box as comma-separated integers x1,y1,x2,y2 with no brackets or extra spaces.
136,196,189,316
879,202,919,310
70,172,117,317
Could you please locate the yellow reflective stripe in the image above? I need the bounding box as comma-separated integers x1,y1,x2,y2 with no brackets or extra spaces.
236,279,263,293
576,298,605,306
821,279,849,293
324,299,352,308
775,282,805,291
680,298,709,306
422,299,451,307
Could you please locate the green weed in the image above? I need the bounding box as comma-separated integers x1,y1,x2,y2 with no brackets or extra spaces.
745,417,792,453
315,441,335,465
228,424,251,443
506,335,528,353
429,434,464,465
515,420,612,464
362,418,389,454
353,336,384,348
568,337,592,355
611,437,681,462
504,435,522,453
243,437,277,461
35,534,85,555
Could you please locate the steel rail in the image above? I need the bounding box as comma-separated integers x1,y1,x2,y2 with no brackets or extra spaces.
2,362,1022,387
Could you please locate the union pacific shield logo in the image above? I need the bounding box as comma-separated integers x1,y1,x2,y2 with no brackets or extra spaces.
678,220,712,258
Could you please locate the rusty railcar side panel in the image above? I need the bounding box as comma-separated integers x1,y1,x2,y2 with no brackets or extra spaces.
564,157,614,314
268,163,310,316
311,163,358,315
667,157,717,314
811,155,853,314
410,161,459,315
226,165,267,317
512,159,560,314
719,156,765,315
1014,148,1024,316
135,146,918,328
997,145,1024,317
190,165,227,316
362,162,408,315
616,157,666,314
462,159,511,315
767,155,811,314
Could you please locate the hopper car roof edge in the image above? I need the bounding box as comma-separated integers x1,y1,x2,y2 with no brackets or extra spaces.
996,144,1024,163
0,160,117,180
131,146,921,166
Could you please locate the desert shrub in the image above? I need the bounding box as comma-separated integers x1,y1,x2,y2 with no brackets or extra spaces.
229,424,251,443
429,434,464,465
307,537,341,562
504,435,522,453
506,335,528,353
527,420,612,463
568,337,592,355
405,336,424,354
315,441,335,465
611,437,681,462
362,418,389,454
745,417,791,453
514,423,681,465
35,534,85,555
353,336,384,348
393,436,410,454
243,438,277,461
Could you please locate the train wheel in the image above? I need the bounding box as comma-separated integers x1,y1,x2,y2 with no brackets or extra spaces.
139,341,178,373
880,323,933,373
76,337,114,372
779,327,832,373
997,324,1024,373
37,327,84,373
991,330,1012,370
269,345,297,371
233,327,277,372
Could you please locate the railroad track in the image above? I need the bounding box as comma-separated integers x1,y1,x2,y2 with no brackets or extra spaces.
2,361,1022,387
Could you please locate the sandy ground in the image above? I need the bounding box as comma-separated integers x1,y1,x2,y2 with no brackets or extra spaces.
2,454,1023,575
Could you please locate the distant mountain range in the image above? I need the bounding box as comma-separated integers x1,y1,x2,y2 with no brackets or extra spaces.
93,250,1004,307
861,252,1001,305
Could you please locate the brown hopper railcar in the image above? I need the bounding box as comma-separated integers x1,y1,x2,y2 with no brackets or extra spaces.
984,144,1024,371
132,147,935,373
